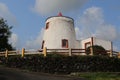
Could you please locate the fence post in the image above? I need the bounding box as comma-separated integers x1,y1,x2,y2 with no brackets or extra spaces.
5,49,8,58
118,52,120,58
69,48,72,56
90,47,93,55
21,48,25,58
109,50,113,57
43,47,47,57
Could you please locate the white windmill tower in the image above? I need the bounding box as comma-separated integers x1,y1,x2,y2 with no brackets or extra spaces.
41,13,76,49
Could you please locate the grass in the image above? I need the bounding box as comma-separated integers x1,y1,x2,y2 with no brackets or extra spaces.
71,72,120,80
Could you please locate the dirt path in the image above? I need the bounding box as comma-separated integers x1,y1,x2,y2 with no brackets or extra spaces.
0,66,86,80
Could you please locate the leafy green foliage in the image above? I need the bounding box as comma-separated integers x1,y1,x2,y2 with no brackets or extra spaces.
86,45,107,55
0,18,14,51
0,54,120,74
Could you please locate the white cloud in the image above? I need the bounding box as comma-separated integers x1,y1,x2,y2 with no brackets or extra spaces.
9,33,18,48
33,0,88,15
95,24,117,41
75,27,82,40
81,7,104,27
0,2,17,25
76,6,118,41
25,28,44,50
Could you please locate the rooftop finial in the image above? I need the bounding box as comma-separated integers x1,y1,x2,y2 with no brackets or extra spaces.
58,12,63,16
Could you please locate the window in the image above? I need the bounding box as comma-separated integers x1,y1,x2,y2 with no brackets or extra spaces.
46,22,49,30
41,40,45,49
62,39,68,48
85,42,91,50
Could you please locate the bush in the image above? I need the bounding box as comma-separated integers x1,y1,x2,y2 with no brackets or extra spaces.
86,45,108,55
0,54,120,74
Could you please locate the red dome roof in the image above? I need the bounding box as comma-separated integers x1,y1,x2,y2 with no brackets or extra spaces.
58,12,63,16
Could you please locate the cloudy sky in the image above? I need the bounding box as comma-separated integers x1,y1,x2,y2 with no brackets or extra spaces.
0,0,120,51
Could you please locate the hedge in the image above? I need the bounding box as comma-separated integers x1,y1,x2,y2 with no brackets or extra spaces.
0,54,120,74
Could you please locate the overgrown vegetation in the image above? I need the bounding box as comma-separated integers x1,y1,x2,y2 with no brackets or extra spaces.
0,54,120,74
86,45,107,55
0,18,14,51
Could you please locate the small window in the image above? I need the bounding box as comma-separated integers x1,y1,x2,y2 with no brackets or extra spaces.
62,39,68,48
85,42,91,50
41,40,45,49
46,22,49,30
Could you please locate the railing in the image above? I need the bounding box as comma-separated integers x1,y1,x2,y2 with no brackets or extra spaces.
0,51,6,56
0,47,119,58
47,48,86,56
43,47,114,57
0,48,43,58
112,51,119,57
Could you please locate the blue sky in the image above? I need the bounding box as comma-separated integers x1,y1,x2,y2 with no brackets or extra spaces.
0,0,120,51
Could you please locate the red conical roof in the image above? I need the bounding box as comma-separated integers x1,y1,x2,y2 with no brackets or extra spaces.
58,12,63,16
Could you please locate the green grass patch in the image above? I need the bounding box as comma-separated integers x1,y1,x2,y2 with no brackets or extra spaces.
72,72,120,80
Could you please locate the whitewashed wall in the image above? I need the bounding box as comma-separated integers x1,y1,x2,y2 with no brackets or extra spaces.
42,15,112,50
43,16,76,49
79,37,112,50
80,38,92,49
93,37,112,50
75,40,81,48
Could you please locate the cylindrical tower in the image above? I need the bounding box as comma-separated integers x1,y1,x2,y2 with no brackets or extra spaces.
42,13,76,49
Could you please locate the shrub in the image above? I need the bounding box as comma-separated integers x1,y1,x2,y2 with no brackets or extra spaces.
0,54,120,74
86,45,108,55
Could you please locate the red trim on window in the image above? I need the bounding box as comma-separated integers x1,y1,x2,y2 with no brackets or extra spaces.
85,42,91,50
62,39,68,48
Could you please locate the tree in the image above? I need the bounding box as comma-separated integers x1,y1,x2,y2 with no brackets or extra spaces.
86,45,108,56
0,18,14,51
